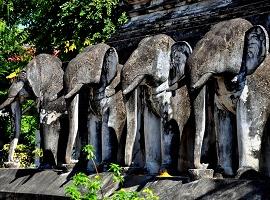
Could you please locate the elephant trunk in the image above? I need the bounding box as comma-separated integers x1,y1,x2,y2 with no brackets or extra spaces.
65,84,83,99
8,101,22,162
65,94,79,164
0,81,25,109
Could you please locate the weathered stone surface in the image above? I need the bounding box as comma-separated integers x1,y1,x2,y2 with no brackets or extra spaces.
26,54,63,99
64,43,110,94
4,162,20,169
0,169,69,199
175,178,270,199
0,169,270,199
188,169,214,180
109,0,270,64
122,34,175,94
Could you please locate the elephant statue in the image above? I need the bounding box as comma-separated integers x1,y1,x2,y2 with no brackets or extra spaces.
0,54,65,167
122,34,175,173
187,18,269,175
64,44,125,169
122,34,192,174
150,41,193,174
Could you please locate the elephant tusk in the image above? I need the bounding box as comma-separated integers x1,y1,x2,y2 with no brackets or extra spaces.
0,80,25,110
153,81,169,94
65,84,83,99
123,75,144,95
192,72,213,91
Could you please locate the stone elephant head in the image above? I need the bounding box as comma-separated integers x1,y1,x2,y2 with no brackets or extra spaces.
64,44,118,165
187,18,269,175
0,54,65,167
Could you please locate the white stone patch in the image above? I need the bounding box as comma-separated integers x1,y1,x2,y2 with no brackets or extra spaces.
155,50,170,81
40,109,61,124
250,134,261,153
154,81,173,119
40,109,47,123
240,85,249,103
46,111,61,124
154,81,169,94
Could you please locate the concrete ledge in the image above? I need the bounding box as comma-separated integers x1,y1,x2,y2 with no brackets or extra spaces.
0,169,270,199
0,169,70,199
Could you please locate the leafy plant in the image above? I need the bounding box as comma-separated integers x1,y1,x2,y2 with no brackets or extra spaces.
1,0,128,61
65,172,102,200
1,144,42,168
108,163,124,184
82,144,99,175
66,145,159,200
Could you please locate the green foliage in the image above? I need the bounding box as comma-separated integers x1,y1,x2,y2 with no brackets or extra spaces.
83,144,96,160
1,0,128,60
66,147,159,200
108,163,124,184
0,20,31,76
1,144,42,168
110,188,159,200
32,147,43,158
65,170,159,200
65,172,101,200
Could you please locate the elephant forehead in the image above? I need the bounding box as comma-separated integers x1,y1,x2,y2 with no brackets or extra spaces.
65,44,110,90
123,34,175,84
188,18,252,75
26,54,64,98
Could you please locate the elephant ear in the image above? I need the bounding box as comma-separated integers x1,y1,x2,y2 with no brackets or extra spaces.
241,25,269,75
26,54,63,99
64,43,110,97
168,41,192,88
102,47,118,85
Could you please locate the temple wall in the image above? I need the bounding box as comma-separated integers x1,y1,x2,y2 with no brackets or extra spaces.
109,0,270,64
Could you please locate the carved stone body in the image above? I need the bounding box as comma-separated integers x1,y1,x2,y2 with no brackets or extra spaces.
122,34,192,174
0,54,65,167
188,18,269,175
64,44,125,168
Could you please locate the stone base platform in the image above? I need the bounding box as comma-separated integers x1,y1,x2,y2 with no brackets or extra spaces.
0,168,270,199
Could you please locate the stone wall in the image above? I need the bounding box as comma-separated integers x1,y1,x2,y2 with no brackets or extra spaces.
110,0,270,63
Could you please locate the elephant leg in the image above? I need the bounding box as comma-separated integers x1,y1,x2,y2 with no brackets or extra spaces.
40,110,61,167
214,101,234,176
101,108,114,164
161,121,173,170
124,89,139,166
87,113,102,170
8,100,21,162
236,93,267,171
65,94,79,164
144,104,161,174
161,120,181,173
193,86,208,169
